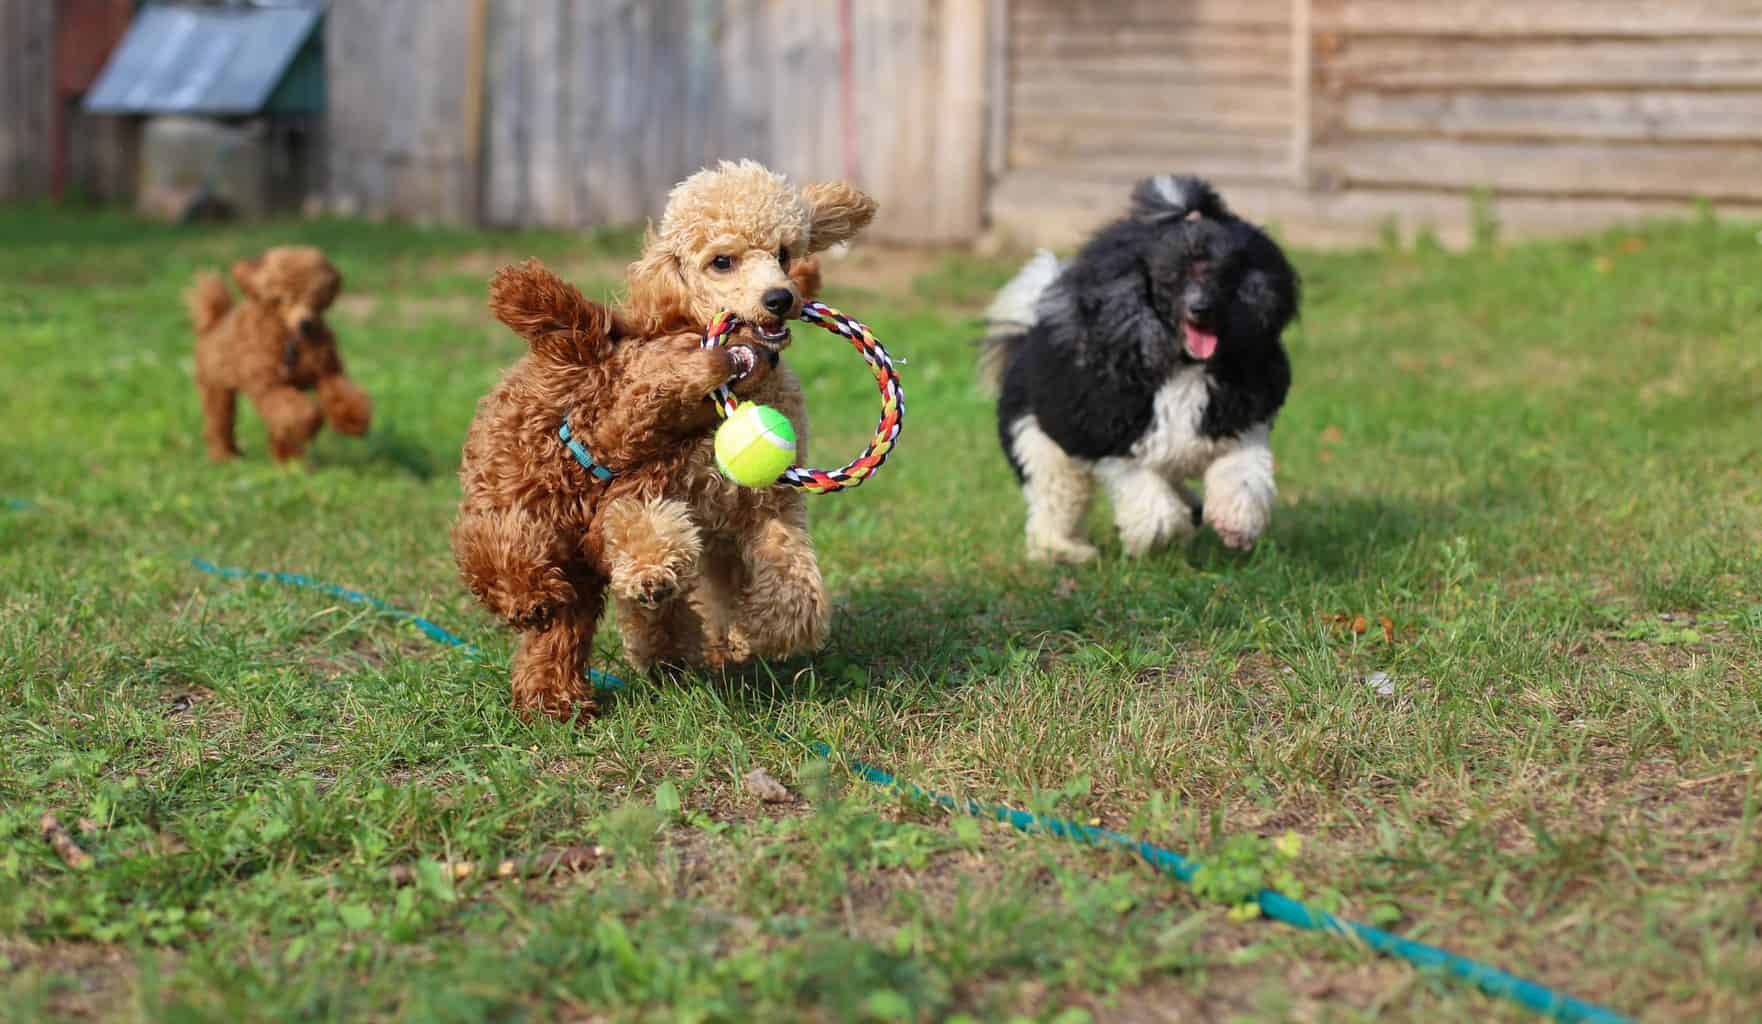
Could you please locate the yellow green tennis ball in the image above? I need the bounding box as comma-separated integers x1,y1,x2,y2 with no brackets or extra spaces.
714,402,797,487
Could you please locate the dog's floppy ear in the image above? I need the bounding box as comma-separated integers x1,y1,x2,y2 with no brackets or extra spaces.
230,255,266,300
489,259,618,364
623,233,696,333
800,181,877,252
788,254,823,301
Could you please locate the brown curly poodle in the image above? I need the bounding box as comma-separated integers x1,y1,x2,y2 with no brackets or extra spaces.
185,245,371,463
452,259,778,718
607,160,877,670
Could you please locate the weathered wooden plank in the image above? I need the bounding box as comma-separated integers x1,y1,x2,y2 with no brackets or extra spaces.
1012,0,1292,29
1012,115,1292,151
928,0,988,240
572,0,633,225
1008,25,1293,60
483,0,530,226
1343,90,1762,144
1307,0,1346,190
1011,53,1294,84
325,0,472,221
1011,81,1294,124
324,0,389,214
462,0,489,221
767,0,839,185
987,0,1010,179
1325,37,1762,90
522,0,573,226
858,0,931,239
1319,137,1762,201
1327,1,1762,38
417,9,472,222
1289,0,1311,183
990,166,1762,249
712,0,771,171
1010,132,1294,173
0,0,56,200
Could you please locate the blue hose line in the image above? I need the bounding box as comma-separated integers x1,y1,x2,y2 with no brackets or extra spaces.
184,554,1625,1023
818,744,1631,1024
188,558,624,690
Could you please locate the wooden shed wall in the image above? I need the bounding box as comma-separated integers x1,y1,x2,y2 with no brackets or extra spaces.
325,0,482,224
1308,0,1762,208
990,0,1305,245
1004,0,1298,181
0,0,56,202
325,0,987,243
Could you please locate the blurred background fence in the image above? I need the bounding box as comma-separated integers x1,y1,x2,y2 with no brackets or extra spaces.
6,0,1762,246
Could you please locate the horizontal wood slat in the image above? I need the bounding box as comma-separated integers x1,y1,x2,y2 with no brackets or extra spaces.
1325,1,1762,38
1342,90,1762,143
1318,137,1762,200
1323,37,1762,90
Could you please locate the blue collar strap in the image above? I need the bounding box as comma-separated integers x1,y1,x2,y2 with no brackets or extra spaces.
559,416,615,482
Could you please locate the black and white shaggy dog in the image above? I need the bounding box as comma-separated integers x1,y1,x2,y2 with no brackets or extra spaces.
980,175,1299,563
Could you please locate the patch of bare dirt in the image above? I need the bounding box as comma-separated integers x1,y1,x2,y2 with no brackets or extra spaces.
0,939,146,1020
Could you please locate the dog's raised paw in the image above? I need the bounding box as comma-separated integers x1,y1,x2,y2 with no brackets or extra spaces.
636,575,677,609
511,603,556,631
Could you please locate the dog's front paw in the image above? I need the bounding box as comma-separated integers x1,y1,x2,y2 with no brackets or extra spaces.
1202,498,1269,552
605,498,701,609
631,568,679,609
1026,536,1100,564
511,602,557,631
499,570,576,630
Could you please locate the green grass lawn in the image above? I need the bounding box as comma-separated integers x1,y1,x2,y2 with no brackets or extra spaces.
2,206,1759,1023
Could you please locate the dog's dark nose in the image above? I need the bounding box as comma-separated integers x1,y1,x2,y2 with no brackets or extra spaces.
297,317,320,339
761,288,794,317
1185,293,1213,319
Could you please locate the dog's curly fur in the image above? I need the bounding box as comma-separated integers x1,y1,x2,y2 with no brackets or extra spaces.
982,175,1298,562
452,259,780,718
602,161,877,671
186,246,371,462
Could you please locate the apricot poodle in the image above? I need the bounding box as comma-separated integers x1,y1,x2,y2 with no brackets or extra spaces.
185,245,371,462
608,160,877,671
452,260,777,718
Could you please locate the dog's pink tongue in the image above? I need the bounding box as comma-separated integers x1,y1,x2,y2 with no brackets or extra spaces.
1184,323,1219,360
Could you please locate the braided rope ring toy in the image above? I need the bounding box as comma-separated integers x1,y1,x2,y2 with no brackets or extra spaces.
701,300,902,494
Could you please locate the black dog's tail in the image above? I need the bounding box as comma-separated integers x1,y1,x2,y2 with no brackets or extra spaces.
1129,173,1230,224
976,249,1061,395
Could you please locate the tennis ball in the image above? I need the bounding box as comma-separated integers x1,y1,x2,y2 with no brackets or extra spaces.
714,402,797,487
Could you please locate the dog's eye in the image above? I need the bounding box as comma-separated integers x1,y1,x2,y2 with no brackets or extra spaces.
710,255,735,272
777,246,790,269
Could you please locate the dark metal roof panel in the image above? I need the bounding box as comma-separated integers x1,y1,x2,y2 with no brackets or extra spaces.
83,4,322,115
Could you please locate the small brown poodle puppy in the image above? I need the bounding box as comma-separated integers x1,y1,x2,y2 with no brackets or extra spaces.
452,260,775,718
185,245,371,462
609,160,877,670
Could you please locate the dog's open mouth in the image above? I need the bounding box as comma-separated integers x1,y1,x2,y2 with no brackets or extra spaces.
753,321,792,349
1182,321,1219,360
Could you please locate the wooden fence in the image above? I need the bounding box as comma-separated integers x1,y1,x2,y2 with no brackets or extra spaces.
326,0,988,244
0,0,55,202
10,0,1762,245
991,0,1762,247
1294,0,1762,243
